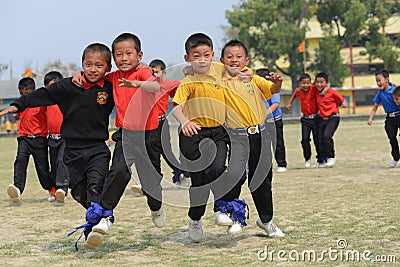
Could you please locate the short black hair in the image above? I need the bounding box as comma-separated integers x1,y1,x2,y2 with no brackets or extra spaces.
393,86,400,97
82,43,112,66
44,71,63,87
221,39,249,58
18,77,35,91
315,72,329,82
112,32,141,54
298,73,311,82
149,59,166,71
375,69,389,79
256,68,269,77
184,33,213,55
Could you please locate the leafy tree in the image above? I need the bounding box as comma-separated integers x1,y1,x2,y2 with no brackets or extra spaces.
225,0,315,90
309,36,350,87
316,0,400,73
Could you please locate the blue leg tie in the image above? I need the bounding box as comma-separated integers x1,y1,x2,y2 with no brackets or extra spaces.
67,202,105,251
215,198,248,226
172,168,188,183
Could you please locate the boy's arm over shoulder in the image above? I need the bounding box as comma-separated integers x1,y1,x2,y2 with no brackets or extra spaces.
252,75,274,100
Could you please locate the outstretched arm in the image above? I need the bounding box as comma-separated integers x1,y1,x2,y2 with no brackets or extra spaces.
0,106,18,116
118,78,160,92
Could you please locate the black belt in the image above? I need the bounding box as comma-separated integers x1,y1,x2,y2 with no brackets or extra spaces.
322,113,339,120
302,114,317,119
387,111,400,118
229,121,266,136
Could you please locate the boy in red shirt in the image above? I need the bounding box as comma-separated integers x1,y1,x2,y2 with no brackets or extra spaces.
6,77,54,205
315,72,347,167
44,71,70,204
287,73,321,167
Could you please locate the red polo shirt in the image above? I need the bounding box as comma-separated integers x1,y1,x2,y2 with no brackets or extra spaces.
156,79,180,116
295,85,318,115
316,88,345,118
105,68,159,131
47,105,63,134
18,107,48,137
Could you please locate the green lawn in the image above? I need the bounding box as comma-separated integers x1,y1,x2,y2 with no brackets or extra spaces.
0,118,398,266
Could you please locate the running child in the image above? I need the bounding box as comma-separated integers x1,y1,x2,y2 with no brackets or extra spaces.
212,40,285,237
315,72,348,167
1,43,114,250
44,71,70,204
368,70,400,167
286,73,321,168
5,77,54,205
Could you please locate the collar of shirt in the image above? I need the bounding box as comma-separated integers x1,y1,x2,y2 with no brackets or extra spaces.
82,74,105,89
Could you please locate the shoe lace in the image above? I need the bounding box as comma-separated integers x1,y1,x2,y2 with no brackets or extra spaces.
268,222,277,232
190,221,201,230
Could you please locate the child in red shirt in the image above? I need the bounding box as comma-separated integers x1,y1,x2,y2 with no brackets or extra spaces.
44,71,70,204
6,77,54,204
314,72,347,167
287,73,322,167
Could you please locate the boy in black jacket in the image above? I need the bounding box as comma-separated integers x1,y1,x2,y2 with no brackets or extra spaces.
0,43,114,250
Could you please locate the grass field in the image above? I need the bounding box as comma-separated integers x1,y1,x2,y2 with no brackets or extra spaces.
0,118,399,266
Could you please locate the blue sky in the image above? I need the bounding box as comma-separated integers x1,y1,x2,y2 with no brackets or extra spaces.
0,0,241,79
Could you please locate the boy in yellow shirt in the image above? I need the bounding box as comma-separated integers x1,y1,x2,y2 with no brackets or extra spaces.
214,40,285,237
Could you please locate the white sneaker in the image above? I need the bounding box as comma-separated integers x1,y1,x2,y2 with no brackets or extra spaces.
55,189,66,203
304,160,311,168
93,217,113,235
227,221,243,235
326,158,336,167
84,231,104,250
256,218,285,237
131,184,144,195
214,211,233,226
389,160,398,168
151,207,165,228
318,162,327,168
188,219,203,242
48,193,56,202
276,167,287,172
7,184,21,204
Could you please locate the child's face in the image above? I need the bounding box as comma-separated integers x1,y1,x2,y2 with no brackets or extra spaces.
19,87,34,96
184,44,214,74
315,77,328,91
393,95,400,105
82,51,111,83
220,45,250,76
151,65,164,78
299,78,311,91
375,74,389,89
113,40,143,72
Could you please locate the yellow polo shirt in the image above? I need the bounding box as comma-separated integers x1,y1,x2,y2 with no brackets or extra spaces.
173,63,226,127
223,73,274,128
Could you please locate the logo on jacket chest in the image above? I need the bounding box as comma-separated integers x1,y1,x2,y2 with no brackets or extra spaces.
97,91,109,105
